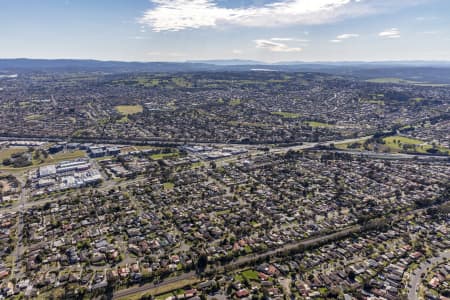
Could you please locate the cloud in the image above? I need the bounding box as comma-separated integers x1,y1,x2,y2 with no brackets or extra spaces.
232,49,243,54
140,0,413,31
254,39,302,52
336,33,359,39
379,28,401,38
270,37,294,41
271,37,309,42
330,33,359,43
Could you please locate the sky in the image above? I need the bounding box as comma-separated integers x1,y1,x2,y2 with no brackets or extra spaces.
1,0,450,62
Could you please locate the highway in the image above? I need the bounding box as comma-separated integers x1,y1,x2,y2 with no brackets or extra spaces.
1,135,376,214
269,135,372,154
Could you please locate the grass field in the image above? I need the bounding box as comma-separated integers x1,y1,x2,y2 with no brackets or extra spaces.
242,269,259,281
383,136,449,154
335,142,364,151
0,149,86,171
45,150,86,164
172,77,191,88
229,98,241,106
304,121,332,128
163,182,174,190
336,135,449,154
0,147,28,161
115,105,143,115
383,136,428,153
271,111,301,118
150,152,179,160
135,145,161,151
137,77,161,87
366,78,449,87
365,78,422,84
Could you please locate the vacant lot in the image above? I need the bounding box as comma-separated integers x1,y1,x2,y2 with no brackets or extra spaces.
45,150,86,164
0,147,28,161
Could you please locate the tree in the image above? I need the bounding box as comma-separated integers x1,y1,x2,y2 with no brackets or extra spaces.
197,253,208,272
348,270,356,281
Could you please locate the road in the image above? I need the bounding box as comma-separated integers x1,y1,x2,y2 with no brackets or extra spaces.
269,135,372,154
1,135,375,215
113,205,438,299
407,250,450,300
112,225,360,299
10,181,28,278
112,271,197,299
317,149,450,161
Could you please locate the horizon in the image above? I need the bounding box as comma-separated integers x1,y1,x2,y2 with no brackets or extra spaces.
3,57,450,65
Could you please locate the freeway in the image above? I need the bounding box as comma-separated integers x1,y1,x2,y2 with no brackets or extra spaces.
407,250,450,300
0,135,375,214
317,149,450,161
269,136,372,154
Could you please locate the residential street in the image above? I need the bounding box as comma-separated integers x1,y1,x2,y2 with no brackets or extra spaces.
407,250,450,300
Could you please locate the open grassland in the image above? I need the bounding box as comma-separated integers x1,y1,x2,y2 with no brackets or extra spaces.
115,105,143,115
242,269,259,281
0,149,86,171
366,78,449,87
383,136,429,153
229,98,241,106
336,135,449,154
45,150,86,164
163,182,175,190
383,136,449,154
115,105,143,123
0,147,28,161
271,111,301,118
365,78,422,84
172,77,192,88
150,152,179,160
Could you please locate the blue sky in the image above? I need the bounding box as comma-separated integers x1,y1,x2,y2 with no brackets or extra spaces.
1,0,449,62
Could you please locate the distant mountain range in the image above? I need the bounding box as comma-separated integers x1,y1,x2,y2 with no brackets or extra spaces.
186,59,264,65
189,59,450,67
2,58,450,83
